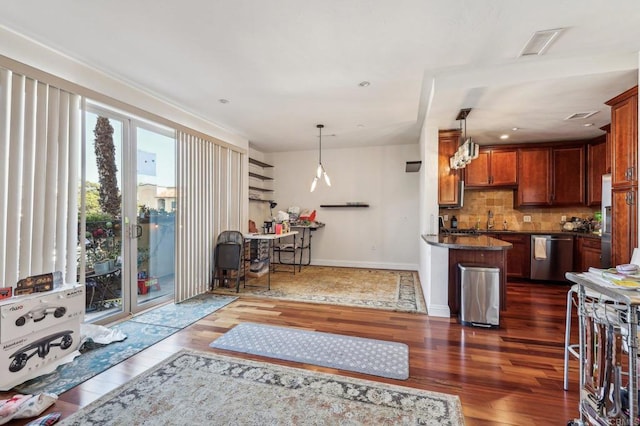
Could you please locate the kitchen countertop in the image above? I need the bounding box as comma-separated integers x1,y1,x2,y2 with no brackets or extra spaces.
448,229,602,239
422,234,513,250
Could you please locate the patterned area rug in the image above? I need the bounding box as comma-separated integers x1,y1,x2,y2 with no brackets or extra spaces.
15,294,237,395
210,322,409,379
59,350,464,425
213,266,427,313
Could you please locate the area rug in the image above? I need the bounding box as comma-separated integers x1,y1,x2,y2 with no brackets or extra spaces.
213,266,427,313
15,294,237,396
210,322,409,380
59,349,464,425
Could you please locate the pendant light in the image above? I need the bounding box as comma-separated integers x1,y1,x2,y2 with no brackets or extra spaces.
310,124,331,192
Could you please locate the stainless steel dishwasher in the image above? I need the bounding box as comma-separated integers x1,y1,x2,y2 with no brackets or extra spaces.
530,234,574,281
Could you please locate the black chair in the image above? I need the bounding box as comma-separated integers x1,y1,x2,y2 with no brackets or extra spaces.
212,230,245,292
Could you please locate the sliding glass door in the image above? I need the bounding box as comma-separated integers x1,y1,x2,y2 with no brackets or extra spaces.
82,105,176,323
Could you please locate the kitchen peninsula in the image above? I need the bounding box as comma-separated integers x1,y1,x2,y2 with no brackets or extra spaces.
422,234,512,317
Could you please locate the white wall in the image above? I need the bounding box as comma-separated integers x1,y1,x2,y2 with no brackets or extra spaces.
267,144,420,270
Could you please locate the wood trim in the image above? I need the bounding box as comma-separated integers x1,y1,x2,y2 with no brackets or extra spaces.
605,85,638,106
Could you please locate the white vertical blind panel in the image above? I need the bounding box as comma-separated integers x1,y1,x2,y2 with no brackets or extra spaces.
42,87,60,275
18,78,37,278
6,73,26,285
229,150,241,230
55,91,70,275
31,82,49,273
66,95,80,284
0,69,11,283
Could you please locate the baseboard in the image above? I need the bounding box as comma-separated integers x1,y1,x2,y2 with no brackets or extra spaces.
310,259,419,271
426,304,450,318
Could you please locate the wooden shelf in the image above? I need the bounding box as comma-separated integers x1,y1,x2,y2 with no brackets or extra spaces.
320,204,369,208
249,158,273,168
249,172,273,181
249,186,274,193
249,198,273,204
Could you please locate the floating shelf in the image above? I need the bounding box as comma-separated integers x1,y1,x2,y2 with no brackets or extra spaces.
249,198,274,204
249,186,274,192
249,158,273,168
249,172,273,181
320,204,369,208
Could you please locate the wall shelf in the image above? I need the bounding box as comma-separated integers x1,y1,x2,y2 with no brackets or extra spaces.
249,198,274,204
249,158,273,168
320,204,369,208
249,171,273,181
249,185,274,192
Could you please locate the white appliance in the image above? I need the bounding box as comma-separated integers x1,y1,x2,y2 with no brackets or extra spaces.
601,174,612,268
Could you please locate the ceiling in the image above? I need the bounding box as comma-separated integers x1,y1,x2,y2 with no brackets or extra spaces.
1,1,639,152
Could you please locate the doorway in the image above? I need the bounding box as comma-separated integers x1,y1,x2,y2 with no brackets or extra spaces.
81,105,176,323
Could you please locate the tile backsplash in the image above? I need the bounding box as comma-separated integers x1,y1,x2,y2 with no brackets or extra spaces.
439,189,598,231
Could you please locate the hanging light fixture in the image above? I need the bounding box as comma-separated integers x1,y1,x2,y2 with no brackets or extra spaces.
310,124,331,192
449,108,479,170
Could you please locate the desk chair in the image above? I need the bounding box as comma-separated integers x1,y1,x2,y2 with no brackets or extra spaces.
212,230,245,292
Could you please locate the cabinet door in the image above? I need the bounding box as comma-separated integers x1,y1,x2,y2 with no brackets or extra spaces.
490,150,518,186
612,188,637,266
575,237,603,271
608,87,638,188
464,150,490,187
438,130,462,206
494,233,530,279
517,148,551,207
587,140,606,206
552,146,585,206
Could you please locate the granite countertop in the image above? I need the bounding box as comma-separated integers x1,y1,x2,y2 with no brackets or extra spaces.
422,234,513,250
464,229,602,239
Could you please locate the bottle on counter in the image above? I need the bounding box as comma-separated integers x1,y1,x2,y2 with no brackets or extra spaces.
451,216,458,229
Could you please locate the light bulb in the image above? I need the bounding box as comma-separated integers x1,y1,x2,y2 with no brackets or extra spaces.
310,177,318,192
323,171,331,186
316,164,323,179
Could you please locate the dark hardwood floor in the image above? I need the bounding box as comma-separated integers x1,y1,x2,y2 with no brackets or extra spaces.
3,279,580,425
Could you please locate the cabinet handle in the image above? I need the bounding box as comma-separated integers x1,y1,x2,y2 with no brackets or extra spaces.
629,191,635,206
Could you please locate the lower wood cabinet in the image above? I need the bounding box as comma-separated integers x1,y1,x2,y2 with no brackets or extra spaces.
612,187,638,265
574,236,602,272
490,233,531,279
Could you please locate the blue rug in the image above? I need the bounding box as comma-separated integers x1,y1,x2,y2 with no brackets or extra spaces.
15,294,237,395
210,322,409,380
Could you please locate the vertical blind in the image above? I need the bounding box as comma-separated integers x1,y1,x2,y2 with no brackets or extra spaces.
175,131,243,302
0,68,80,287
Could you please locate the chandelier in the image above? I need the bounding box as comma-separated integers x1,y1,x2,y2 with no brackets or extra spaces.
449,108,479,170
310,124,331,192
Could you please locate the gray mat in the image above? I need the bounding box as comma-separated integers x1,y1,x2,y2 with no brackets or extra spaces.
210,322,409,380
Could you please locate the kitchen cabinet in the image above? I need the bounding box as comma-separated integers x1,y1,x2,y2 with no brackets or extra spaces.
516,145,585,207
438,129,462,207
607,87,638,188
574,236,602,272
516,148,551,206
465,148,517,188
600,124,612,174
612,187,637,266
586,137,607,206
606,86,638,266
491,233,530,279
552,145,585,206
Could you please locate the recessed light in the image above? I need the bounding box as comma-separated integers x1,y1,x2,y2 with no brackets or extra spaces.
218,99,229,104
358,81,370,87
512,127,519,131
583,123,595,127
500,134,509,140
357,124,365,128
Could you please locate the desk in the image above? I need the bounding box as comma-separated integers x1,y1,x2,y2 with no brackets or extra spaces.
244,231,298,290
288,222,325,268
566,272,640,424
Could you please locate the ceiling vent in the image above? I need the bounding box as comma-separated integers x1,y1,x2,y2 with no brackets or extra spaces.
565,111,599,120
518,28,565,57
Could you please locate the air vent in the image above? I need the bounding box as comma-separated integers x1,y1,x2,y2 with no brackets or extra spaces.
518,28,565,57
406,161,422,173
565,111,599,120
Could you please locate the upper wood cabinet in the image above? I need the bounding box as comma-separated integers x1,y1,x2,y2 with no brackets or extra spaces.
516,148,551,206
607,86,638,188
599,124,612,174
438,129,462,207
552,145,585,206
465,148,517,188
516,145,585,207
586,137,607,206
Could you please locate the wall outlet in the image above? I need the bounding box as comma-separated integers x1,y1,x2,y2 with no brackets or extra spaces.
444,214,449,221
561,215,567,222
523,215,532,223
